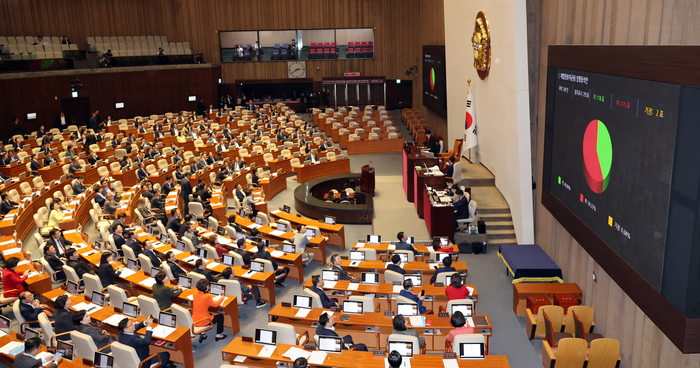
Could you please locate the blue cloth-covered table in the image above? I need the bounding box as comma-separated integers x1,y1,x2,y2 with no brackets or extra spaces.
497,244,563,284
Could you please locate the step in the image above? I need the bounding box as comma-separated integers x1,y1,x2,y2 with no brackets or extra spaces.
487,229,517,240
463,177,495,187
478,207,511,215
486,238,517,250
479,213,513,222
485,221,514,230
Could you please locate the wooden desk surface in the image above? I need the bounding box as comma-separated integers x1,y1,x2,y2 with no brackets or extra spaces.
293,158,351,184
346,137,405,155
338,259,468,276
512,283,583,316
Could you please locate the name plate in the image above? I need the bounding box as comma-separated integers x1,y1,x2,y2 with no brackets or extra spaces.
281,302,291,307
373,350,386,356
384,311,395,316
439,312,449,318
443,353,457,359
242,336,253,342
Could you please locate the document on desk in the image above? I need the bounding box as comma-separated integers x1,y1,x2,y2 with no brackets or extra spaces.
152,325,176,338
247,223,262,229
442,359,459,368
308,351,327,365
201,231,215,238
295,308,311,318
206,262,221,270
242,270,258,278
282,347,311,361
2,248,20,256
139,277,157,287
347,283,360,291
0,341,24,356
270,250,285,258
349,261,361,267
466,286,475,295
466,317,475,328
439,196,452,203
355,242,365,248
169,249,183,255
120,268,137,278
233,355,247,363
250,246,259,253
270,210,281,214
409,316,426,327
387,244,396,250
269,230,285,237
103,314,126,326
393,285,403,293
17,260,29,266
323,281,337,288
257,345,276,358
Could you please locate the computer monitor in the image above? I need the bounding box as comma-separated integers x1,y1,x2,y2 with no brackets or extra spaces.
282,205,291,213
395,253,408,263
0,315,11,335
282,243,295,253
293,295,312,309
342,300,364,314
210,283,226,296
459,342,485,359
451,304,473,317
236,233,246,241
367,235,381,244
239,209,247,217
254,328,277,345
127,258,139,270
123,302,139,318
404,274,422,287
250,260,265,272
255,217,263,225
175,241,185,251
388,341,414,357
317,336,343,353
261,239,270,248
305,229,315,237
150,267,162,277
178,276,192,289
94,351,114,368
217,226,226,236
436,253,451,263
397,303,418,316
196,248,207,259
324,215,336,225
349,251,365,261
406,236,414,245
322,270,339,281
91,291,106,307
160,233,168,244
66,280,79,296
276,223,287,232
222,254,234,266
158,311,176,327
361,272,379,285
24,328,40,341
56,340,74,361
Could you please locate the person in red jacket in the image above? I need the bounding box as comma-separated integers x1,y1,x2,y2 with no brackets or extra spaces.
2,257,29,297
445,272,470,300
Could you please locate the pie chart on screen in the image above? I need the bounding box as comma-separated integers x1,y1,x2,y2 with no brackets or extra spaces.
582,119,613,194
430,68,436,91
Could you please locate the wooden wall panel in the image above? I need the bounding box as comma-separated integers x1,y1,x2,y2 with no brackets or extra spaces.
535,0,700,365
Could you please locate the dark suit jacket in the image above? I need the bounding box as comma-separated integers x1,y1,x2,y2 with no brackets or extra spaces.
14,354,57,368
454,196,469,219
233,248,252,265
142,249,161,268
446,164,454,179
191,268,215,282
180,178,192,201
152,283,182,310
67,259,92,279
166,216,181,233
54,309,75,341
331,264,352,281
387,264,406,275
30,160,42,172
254,251,279,270
399,289,426,314
0,199,17,215
118,322,153,362
396,241,418,255
430,266,456,283
427,135,440,156
98,262,120,287
167,260,187,279
88,116,99,131
45,254,64,274
315,326,352,350
77,324,114,350
309,286,335,308
19,303,43,326
235,189,246,201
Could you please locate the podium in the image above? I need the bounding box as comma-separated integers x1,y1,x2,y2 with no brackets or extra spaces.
361,164,375,194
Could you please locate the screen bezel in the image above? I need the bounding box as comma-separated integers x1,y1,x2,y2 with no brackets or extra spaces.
451,304,473,317
56,340,74,361
158,311,177,327
459,342,485,359
342,300,364,314
250,260,265,272
322,270,339,281
396,303,418,316
254,328,277,345
317,336,343,353
388,341,414,357
123,302,139,318
293,295,312,309
361,272,379,285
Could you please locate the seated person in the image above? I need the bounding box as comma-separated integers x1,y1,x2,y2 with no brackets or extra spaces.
165,251,188,279
445,311,475,344
430,254,456,284
53,295,75,341
398,279,431,314
19,291,48,327
387,254,405,275
291,225,314,266
453,189,469,231
43,244,66,281
330,254,356,281
395,231,418,255
315,312,368,351
15,337,62,368
0,193,18,215
389,314,425,348
74,310,116,352
191,258,215,282
444,177,458,197
445,272,470,300
221,267,267,308
117,316,171,368
387,351,403,368
152,271,183,311
208,235,228,259
254,241,290,286
66,248,92,283
307,275,339,308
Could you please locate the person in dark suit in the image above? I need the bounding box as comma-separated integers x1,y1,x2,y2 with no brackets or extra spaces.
88,112,99,132
232,238,252,265
166,209,182,234
74,310,115,352
305,148,319,164
452,189,469,230
196,99,206,116
68,157,82,176
165,251,187,279
66,248,92,281
191,259,215,282
232,156,245,171
319,139,330,152
118,316,171,368
254,241,289,286
55,112,69,129
430,255,456,284
46,229,71,257
84,132,97,147
87,151,100,165
14,337,62,368
395,232,418,256
98,252,122,288
136,163,149,181
19,291,48,328
426,129,440,156
142,240,162,268
72,175,87,194
308,275,338,308
11,118,23,136
0,193,18,215
152,270,182,310
43,244,66,281
315,312,368,351
387,254,406,275
330,254,356,281
398,279,429,314
444,177,458,197
180,172,193,214
43,151,57,166
53,295,75,341
29,154,42,175
234,183,246,202
37,126,47,138
445,156,456,178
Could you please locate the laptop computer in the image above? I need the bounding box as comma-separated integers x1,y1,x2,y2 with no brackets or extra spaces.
283,243,295,253
276,223,287,232
305,229,315,237
388,341,414,357
94,351,114,368
159,311,177,328
175,241,185,251
66,280,79,296
178,276,192,289
56,340,74,361
0,315,11,335
123,302,139,318
282,205,291,213
91,291,106,307
127,258,139,270
293,295,312,309
210,283,226,297
222,254,234,266
322,270,339,281
451,304,473,317
324,215,336,225
349,251,365,261
404,274,422,287
367,235,381,244
250,260,265,272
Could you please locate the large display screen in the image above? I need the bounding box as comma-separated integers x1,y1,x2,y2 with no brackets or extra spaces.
544,68,680,290
422,45,447,117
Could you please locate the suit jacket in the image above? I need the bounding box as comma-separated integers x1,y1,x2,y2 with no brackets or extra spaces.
314,326,352,350
152,283,182,310
306,153,319,163
446,164,454,179
453,196,469,219
14,354,57,368
30,160,42,172
118,322,153,362
68,162,82,174
0,199,17,215
136,168,148,180
84,134,97,147
180,179,193,201
166,216,181,233
309,286,335,309
66,259,91,279
45,254,64,273
233,161,245,171
387,264,406,275
167,260,187,279
77,324,114,350
235,189,246,201
254,250,279,270
331,265,352,281
54,309,75,341
396,241,418,255
399,289,426,314
427,135,440,156
142,249,162,268
73,181,87,194
43,156,56,166
88,116,99,131
19,303,43,326
87,155,99,165
47,237,70,258
174,170,185,181
430,266,456,283
233,248,252,265
98,262,120,287
192,268,215,282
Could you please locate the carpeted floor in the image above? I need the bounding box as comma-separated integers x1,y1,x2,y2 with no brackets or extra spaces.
3,110,543,368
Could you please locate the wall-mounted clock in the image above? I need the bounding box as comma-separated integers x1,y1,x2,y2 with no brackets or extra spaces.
287,61,307,79
472,11,491,80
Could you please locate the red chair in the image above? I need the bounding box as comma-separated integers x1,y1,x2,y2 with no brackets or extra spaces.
324,48,331,58
309,49,316,59
348,41,354,47
361,41,368,47
347,46,354,58
310,42,317,48
361,47,368,58
368,41,374,46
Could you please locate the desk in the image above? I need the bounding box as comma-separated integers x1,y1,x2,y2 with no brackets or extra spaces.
512,283,583,317
0,163,27,178
423,185,456,243
413,169,445,218
0,236,52,295
0,179,71,241
221,337,510,367
337,259,468,283
293,159,351,184
37,164,66,183
112,166,138,187
259,172,287,200
75,165,102,185
267,304,493,353
346,137,404,155
497,244,563,284
402,145,438,203
269,209,345,250
351,241,436,258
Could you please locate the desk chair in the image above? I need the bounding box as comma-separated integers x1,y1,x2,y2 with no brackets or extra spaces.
227,251,245,267
121,242,136,261
188,272,206,288
138,253,155,275
393,250,414,262
181,237,196,253
171,304,212,345
435,272,457,286
136,295,160,318
39,313,71,348
384,270,404,284
90,209,112,231
257,258,287,283
544,309,573,350
445,333,484,353
83,274,106,299
167,229,178,245
357,248,377,261
201,244,219,260
71,331,110,360
107,285,138,310
526,305,566,341
439,299,475,315
542,337,587,368
587,338,621,368
218,279,246,305
303,288,324,309
12,299,38,333
62,265,85,293
456,200,477,232
39,257,65,287
207,216,219,232
162,262,175,280
267,322,309,346
387,333,425,354
111,341,161,368
255,212,270,226
572,310,604,346
188,202,205,220
348,295,380,313
563,305,597,337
